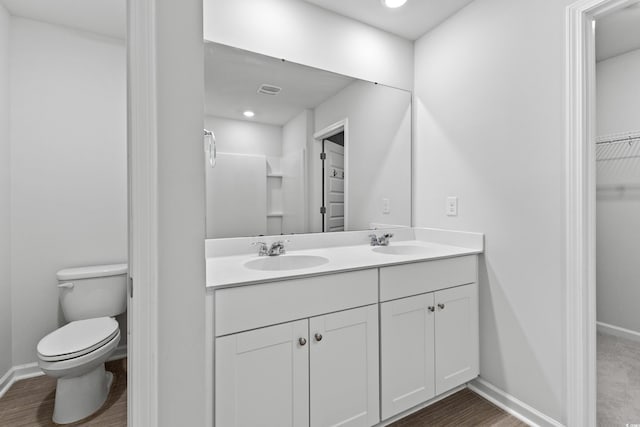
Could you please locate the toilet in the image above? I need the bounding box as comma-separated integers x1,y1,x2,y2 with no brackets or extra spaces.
37,263,127,424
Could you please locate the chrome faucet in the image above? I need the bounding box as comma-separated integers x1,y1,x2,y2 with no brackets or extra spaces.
369,233,394,246
252,240,287,256
267,241,287,256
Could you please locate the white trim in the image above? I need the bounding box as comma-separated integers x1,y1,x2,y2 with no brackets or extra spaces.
565,1,637,426
0,344,128,400
127,0,159,425
468,378,563,427
0,363,44,399
597,321,640,343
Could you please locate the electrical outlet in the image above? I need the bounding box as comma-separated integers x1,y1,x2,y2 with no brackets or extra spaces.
446,196,458,216
383,198,391,214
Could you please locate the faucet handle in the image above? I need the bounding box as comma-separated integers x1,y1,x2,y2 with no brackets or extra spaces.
251,241,268,256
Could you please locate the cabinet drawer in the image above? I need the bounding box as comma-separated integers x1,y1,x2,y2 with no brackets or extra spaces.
215,269,378,336
379,255,477,302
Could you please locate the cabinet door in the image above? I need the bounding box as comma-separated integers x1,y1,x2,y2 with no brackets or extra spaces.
434,283,479,394
215,319,309,427
380,293,435,420
309,305,379,427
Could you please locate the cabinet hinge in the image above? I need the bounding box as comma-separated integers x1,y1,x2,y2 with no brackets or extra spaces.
320,152,326,160
320,206,327,214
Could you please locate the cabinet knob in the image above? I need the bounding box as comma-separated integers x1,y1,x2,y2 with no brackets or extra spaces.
438,303,445,310
428,306,435,312
298,337,307,346
314,333,323,342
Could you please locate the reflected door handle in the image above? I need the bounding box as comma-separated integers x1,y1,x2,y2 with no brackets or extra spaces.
428,306,435,312
438,303,445,310
298,338,307,346
314,333,323,342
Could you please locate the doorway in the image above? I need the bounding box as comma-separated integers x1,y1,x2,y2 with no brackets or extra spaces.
321,132,345,232
313,119,349,233
566,0,640,425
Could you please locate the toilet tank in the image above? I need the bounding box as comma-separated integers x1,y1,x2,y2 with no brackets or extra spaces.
57,263,128,322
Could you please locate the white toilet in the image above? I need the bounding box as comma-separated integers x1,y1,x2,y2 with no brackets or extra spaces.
37,263,127,424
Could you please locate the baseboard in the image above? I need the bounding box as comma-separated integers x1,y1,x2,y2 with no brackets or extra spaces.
0,362,43,399
109,344,128,361
468,378,564,427
597,321,640,343
0,344,127,400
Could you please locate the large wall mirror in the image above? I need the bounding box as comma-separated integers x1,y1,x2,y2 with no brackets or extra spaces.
205,42,412,238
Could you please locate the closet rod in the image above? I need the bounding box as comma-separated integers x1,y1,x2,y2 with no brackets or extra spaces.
596,134,640,145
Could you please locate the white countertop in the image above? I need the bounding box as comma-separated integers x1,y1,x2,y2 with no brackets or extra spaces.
206,239,482,289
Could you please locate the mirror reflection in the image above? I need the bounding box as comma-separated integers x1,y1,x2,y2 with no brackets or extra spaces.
204,42,412,239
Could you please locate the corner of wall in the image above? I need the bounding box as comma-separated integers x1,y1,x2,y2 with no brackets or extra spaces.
0,1,13,379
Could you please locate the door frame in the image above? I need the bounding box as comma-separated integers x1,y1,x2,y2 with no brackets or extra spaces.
565,0,637,425
313,119,349,231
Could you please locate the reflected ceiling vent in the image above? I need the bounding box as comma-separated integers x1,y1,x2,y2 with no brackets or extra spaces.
257,84,282,96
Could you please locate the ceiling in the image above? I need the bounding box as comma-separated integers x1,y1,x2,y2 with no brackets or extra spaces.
205,42,355,126
0,0,125,39
596,2,640,61
302,0,475,40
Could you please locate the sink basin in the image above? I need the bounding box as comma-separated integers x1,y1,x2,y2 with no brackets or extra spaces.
372,245,432,255
244,255,329,271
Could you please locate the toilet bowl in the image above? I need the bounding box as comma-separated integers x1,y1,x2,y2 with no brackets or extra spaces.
37,263,127,424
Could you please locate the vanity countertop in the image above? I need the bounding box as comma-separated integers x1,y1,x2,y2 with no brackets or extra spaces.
206,239,482,289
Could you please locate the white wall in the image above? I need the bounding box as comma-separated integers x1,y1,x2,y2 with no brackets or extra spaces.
314,81,412,232
204,115,282,158
10,18,127,365
597,49,640,136
282,109,311,233
203,0,414,91
0,2,12,379
155,0,206,423
596,49,640,333
413,0,571,422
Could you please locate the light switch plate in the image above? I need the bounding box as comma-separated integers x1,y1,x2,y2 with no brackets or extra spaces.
446,196,458,216
383,198,391,214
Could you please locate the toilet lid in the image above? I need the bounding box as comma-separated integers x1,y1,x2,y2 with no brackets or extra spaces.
37,317,119,362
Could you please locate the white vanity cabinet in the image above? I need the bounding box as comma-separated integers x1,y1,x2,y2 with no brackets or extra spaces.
214,270,380,427
215,320,310,427
379,256,479,420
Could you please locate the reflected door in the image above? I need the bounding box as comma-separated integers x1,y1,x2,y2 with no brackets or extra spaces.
322,140,345,232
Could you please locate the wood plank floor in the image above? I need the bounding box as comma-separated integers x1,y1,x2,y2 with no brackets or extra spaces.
389,388,528,427
0,364,524,427
0,359,127,426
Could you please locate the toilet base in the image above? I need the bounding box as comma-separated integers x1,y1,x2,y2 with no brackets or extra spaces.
52,363,113,424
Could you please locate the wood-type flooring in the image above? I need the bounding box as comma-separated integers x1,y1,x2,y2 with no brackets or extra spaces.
0,363,526,427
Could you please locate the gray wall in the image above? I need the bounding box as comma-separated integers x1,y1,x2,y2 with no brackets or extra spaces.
413,0,572,422
155,0,206,425
0,2,11,380
9,17,127,366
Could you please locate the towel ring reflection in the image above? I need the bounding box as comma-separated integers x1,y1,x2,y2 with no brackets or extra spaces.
204,129,216,168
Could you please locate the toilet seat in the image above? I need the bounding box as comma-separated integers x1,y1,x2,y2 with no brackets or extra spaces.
37,317,119,362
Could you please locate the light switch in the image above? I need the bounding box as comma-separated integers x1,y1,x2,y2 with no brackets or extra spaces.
383,198,391,214
446,196,458,216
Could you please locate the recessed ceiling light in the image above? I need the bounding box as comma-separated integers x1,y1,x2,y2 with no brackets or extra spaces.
381,0,407,8
243,110,255,118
